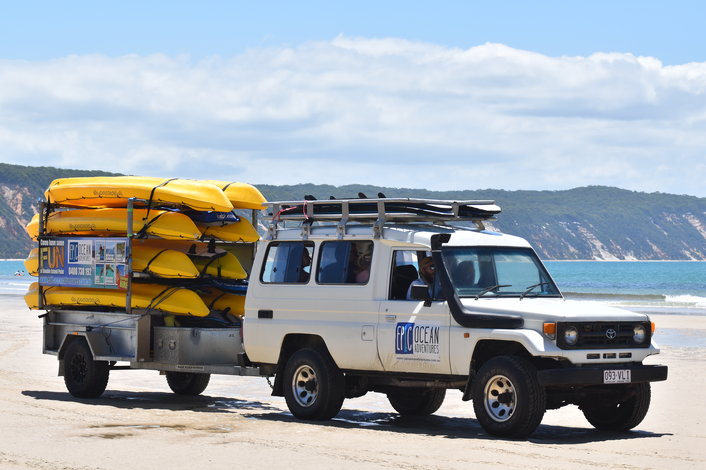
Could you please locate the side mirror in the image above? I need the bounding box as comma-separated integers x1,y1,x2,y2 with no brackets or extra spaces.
410,284,429,301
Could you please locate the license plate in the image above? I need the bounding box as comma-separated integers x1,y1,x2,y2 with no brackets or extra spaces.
604,369,631,384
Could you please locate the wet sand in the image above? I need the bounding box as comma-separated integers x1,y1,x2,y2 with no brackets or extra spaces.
1,296,704,469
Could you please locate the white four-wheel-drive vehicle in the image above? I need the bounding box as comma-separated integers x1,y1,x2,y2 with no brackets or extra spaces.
39,198,668,438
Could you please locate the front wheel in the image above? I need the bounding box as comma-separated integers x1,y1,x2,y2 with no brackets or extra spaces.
387,388,446,416
63,339,109,398
471,356,546,438
283,348,345,420
581,383,651,431
165,371,211,395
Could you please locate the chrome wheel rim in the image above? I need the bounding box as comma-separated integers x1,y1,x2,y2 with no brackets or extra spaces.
483,374,516,422
292,364,318,407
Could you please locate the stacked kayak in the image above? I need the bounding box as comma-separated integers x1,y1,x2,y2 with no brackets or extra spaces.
24,176,265,319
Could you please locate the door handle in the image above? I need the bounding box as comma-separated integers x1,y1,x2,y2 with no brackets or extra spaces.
385,315,397,322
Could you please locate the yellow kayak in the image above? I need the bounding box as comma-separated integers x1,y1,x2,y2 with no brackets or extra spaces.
24,282,210,317
46,176,234,212
25,208,202,240
200,289,245,317
132,239,247,279
190,251,247,279
131,246,200,278
197,217,260,242
24,245,199,279
201,180,267,210
24,248,39,276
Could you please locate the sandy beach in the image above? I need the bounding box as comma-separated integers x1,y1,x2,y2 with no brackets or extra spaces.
1,294,704,470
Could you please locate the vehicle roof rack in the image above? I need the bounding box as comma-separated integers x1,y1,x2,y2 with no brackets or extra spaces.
265,198,501,239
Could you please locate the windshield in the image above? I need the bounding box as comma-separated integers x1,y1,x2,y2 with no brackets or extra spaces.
442,246,561,298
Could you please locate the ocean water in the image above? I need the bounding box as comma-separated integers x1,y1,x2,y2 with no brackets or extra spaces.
544,261,706,314
3,259,706,315
0,260,33,296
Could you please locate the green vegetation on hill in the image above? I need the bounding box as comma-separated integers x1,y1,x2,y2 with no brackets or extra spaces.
1,165,705,260
256,184,706,260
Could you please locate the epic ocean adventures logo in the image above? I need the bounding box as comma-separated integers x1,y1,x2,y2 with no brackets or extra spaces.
395,322,440,356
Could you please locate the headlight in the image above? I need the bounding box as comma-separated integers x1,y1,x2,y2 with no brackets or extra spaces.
564,326,579,346
633,325,647,344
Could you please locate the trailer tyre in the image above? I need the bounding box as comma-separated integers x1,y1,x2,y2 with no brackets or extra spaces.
582,383,651,431
165,372,211,396
283,348,345,420
471,356,546,438
63,339,109,398
387,388,446,416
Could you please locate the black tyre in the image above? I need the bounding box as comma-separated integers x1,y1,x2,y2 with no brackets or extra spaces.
471,356,546,438
387,388,446,416
165,371,211,396
283,348,345,420
581,383,651,431
63,339,109,398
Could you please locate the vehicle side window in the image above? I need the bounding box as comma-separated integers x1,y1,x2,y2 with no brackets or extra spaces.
317,241,373,284
388,250,442,300
260,242,314,284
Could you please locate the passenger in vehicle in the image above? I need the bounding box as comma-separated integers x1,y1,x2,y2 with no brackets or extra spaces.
407,257,435,299
349,241,373,283
299,248,312,282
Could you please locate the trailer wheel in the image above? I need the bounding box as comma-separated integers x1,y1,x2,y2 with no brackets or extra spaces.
582,383,651,431
165,372,211,396
471,356,546,438
283,348,345,420
387,388,446,416
63,339,109,398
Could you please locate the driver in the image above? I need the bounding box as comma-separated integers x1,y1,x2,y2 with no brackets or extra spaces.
407,257,435,299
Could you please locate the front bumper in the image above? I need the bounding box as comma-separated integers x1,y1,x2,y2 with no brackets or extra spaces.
537,364,668,387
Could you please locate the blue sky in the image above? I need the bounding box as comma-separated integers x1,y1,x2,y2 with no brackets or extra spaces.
3,1,704,64
1,1,706,196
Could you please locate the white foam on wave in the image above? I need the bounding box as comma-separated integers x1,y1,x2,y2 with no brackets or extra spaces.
664,295,706,307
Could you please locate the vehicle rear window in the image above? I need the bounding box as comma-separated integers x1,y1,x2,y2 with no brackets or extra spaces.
260,241,314,284
316,241,373,284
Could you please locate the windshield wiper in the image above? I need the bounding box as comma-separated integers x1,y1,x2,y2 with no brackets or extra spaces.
520,282,551,299
475,284,512,299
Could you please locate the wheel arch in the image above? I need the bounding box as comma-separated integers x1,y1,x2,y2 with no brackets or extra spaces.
271,334,336,396
57,334,95,376
470,339,532,374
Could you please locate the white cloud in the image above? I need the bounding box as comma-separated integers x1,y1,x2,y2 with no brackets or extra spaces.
1,38,706,196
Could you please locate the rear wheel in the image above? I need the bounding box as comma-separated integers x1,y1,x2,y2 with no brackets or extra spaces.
165,372,211,396
582,383,651,431
283,348,345,420
63,340,109,398
472,356,546,438
387,388,446,416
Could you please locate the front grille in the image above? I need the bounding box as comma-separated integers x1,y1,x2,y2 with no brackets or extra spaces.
556,321,651,350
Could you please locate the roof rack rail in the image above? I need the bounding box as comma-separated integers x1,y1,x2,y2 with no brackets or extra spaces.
265,198,501,239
